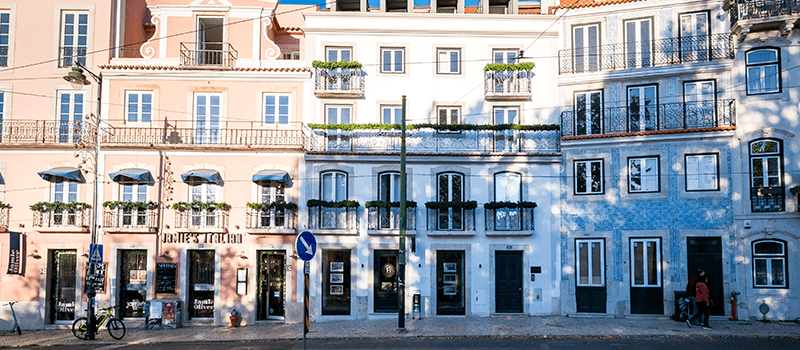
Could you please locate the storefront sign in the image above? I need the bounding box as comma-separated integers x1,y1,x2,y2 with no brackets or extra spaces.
6,232,25,276
160,233,242,244
193,299,214,310
156,263,177,294
57,301,75,313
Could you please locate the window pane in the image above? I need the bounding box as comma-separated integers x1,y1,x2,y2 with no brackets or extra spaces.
322,173,333,201
380,174,391,202
647,241,658,286
450,51,458,73
590,161,602,192
576,162,587,193
747,49,777,64
327,107,338,124
754,241,783,254
754,259,767,286
340,108,350,124
335,173,346,202
394,51,402,72
383,108,392,124
578,243,588,285
451,175,462,202
438,174,449,202
771,259,784,286
591,242,602,285
633,242,644,285
383,50,391,71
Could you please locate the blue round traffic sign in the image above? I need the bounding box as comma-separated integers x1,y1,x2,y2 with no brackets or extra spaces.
295,231,317,261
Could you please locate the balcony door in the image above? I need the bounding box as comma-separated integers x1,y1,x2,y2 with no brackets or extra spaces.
58,91,84,143
684,80,716,128
437,172,464,230
575,90,602,136
625,18,652,68
194,93,221,144
197,17,224,65
573,24,599,73
628,85,657,132
679,12,710,62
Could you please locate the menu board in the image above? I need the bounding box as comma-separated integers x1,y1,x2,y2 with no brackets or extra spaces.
85,263,106,294
156,263,177,294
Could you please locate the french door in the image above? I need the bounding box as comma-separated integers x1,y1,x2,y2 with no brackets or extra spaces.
628,85,657,132
629,238,663,314
194,93,221,144
576,239,606,313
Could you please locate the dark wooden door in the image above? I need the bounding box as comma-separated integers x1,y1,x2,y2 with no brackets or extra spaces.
495,251,523,313
188,250,215,319
118,250,147,319
687,237,723,315
374,250,398,313
629,238,663,314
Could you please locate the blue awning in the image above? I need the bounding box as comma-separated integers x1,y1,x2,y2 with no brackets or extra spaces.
109,168,155,185
181,169,223,186
252,170,293,187
38,167,86,183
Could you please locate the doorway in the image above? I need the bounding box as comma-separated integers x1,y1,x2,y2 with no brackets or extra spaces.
197,17,224,65
118,250,147,319
495,251,523,313
629,238,663,314
575,239,606,313
687,237,723,315
187,250,215,320
48,249,77,323
436,250,465,315
374,250,398,313
257,251,285,320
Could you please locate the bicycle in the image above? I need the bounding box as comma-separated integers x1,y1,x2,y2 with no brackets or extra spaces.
0,301,22,335
72,306,126,340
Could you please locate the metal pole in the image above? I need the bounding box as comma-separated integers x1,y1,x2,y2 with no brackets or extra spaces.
398,95,407,331
86,71,102,341
304,260,309,350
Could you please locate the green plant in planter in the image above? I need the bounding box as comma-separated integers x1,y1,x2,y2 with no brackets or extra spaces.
307,123,559,132
306,199,360,208
30,201,92,212
364,200,418,208
483,62,535,71
424,201,478,210
246,202,298,211
483,201,537,210
312,60,363,70
171,200,231,211
0,201,10,209
102,200,156,210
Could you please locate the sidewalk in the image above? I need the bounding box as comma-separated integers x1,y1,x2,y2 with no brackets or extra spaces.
1,316,799,348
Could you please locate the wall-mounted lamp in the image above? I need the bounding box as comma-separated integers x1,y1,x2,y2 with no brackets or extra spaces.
236,251,248,260
81,252,90,258
160,251,172,260
235,225,240,230
28,249,42,259
18,223,24,228
165,224,170,229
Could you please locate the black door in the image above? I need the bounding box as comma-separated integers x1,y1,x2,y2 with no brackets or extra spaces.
374,250,398,313
188,250,215,319
629,238,663,314
322,250,351,315
257,251,285,320
495,251,523,313
687,237,723,316
436,250,465,315
118,250,147,319
48,250,76,323
576,239,606,313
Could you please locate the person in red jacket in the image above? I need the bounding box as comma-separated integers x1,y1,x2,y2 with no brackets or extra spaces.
687,276,712,330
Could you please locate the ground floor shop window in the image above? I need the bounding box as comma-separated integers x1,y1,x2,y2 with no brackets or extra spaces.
188,250,215,319
322,250,350,315
436,250,465,315
118,250,147,318
48,249,77,323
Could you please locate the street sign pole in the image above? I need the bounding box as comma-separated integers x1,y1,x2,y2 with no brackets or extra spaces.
304,261,309,350
295,231,316,350
398,95,407,332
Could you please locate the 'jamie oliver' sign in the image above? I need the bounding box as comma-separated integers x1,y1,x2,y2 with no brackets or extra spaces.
6,232,25,276
160,233,243,244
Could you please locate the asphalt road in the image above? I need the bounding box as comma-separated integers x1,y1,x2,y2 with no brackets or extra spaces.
36,336,800,349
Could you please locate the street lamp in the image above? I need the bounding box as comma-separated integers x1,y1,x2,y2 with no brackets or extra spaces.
63,62,102,340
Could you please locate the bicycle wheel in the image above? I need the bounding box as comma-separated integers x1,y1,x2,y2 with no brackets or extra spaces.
72,317,88,339
107,318,126,340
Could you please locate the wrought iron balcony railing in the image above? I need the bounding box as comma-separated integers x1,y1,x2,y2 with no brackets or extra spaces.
729,0,800,27
485,207,535,232
245,208,297,230
314,68,365,98
103,207,157,229
33,208,90,228
59,46,87,68
0,121,96,145
559,34,733,74
484,70,533,100
560,99,736,138
101,125,304,149
306,128,560,154
426,208,475,232
307,207,357,231
751,186,785,212
0,207,8,228
180,42,237,68
117,47,142,59
175,208,229,230
367,207,416,230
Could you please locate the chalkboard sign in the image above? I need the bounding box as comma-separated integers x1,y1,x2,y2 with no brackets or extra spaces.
85,263,106,294
156,263,177,294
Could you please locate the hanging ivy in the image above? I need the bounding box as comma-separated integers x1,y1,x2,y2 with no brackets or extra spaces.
307,123,559,132
246,202,298,211
483,201,537,210
171,201,231,211
424,201,478,210
102,201,156,210
483,62,535,71
30,201,92,211
306,199,360,208
364,200,417,208
312,60,363,70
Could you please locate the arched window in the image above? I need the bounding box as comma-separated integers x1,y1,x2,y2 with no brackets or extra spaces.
494,172,521,202
752,240,787,288
749,139,784,212
746,48,780,94
321,171,347,202
378,172,401,202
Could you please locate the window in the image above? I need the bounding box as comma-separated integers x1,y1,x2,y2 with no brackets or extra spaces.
326,46,352,62
379,172,401,202
437,172,464,230
492,49,518,64
0,91,4,142
381,105,402,124
746,49,780,95
60,11,88,67
685,154,718,191
126,91,152,123
326,105,351,124
628,157,659,193
437,48,460,74
0,12,10,66
574,90,602,136
381,47,404,73
259,180,286,228
576,239,604,287
624,18,652,68
572,24,599,73
58,91,84,143
321,171,347,202
437,106,460,127
264,93,289,125
750,139,784,212
630,238,661,287
121,183,148,226
191,183,216,202
494,172,521,202
752,240,787,288
195,93,221,144
493,107,518,125
684,80,716,128
574,159,603,195
628,85,657,132
679,12,710,61
53,180,78,203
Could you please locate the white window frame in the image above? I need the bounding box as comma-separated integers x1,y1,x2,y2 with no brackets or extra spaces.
572,24,599,73
57,90,85,143
0,11,10,67
60,11,89,67
121,183,147,202
263,93,290,125
494,172,521,202
321,171,347,202
749,139,782,188
683,80,716,128
629,156,660,193
125,91,153,124
325,104,352,124
752,240,787,288
190,183,217,202
326,46,352,62
627,85,657,132
380,47,404,73
574,159,604,195
381,105,402,124
746,48,780,95
379,172,401,203
436,106,460,130
492,49,518,64
437,48,460,74
685,153,718,191
493,107,519,125
679,12,710,61
52,180,78,203
574,90,603,136
576,239,605,287
624,18,652,68
194,92,222,144
258,180,287,228
630,238,661,287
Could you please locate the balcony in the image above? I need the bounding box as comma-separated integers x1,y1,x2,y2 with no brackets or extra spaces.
0,207,9,229
727,0,800,40
180,42,237,68
245,208,297,233
314,68,365,98
33,207,90,232
101,124,304,150
103,207,157,233
426,202,476,234
751,186,785,212
0,121,95,146
174,208,229,232
367,206,416,233
306,127,560,154
307,206,358,232
59,46,86,68
484,70,532,100
560,99,736,138
485,207,535,235
558,34,734,74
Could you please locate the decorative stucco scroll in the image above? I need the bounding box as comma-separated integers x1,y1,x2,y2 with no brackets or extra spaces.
140,15,161,59
262,18,280,60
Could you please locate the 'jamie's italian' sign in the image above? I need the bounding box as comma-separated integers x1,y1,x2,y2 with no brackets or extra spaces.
160,233,243,244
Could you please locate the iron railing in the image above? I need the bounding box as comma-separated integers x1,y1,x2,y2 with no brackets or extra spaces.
33,208,90,228
751,186,785,212
245,208,297,230
560,99,736,137
485,207,535,232
103,207,157,229
307,206,357,230
729,0,800,27
117,47,142,58
180,42,237,67
306,128,560,154
484,70,533,97
175,208,229,229
59,46,87,67
426,208,475,231
101,125,304,148
0,207,8,228
0,120,96,145
559,34,734,74
0,47,7,67
314,68,365,96
367,207,416,230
